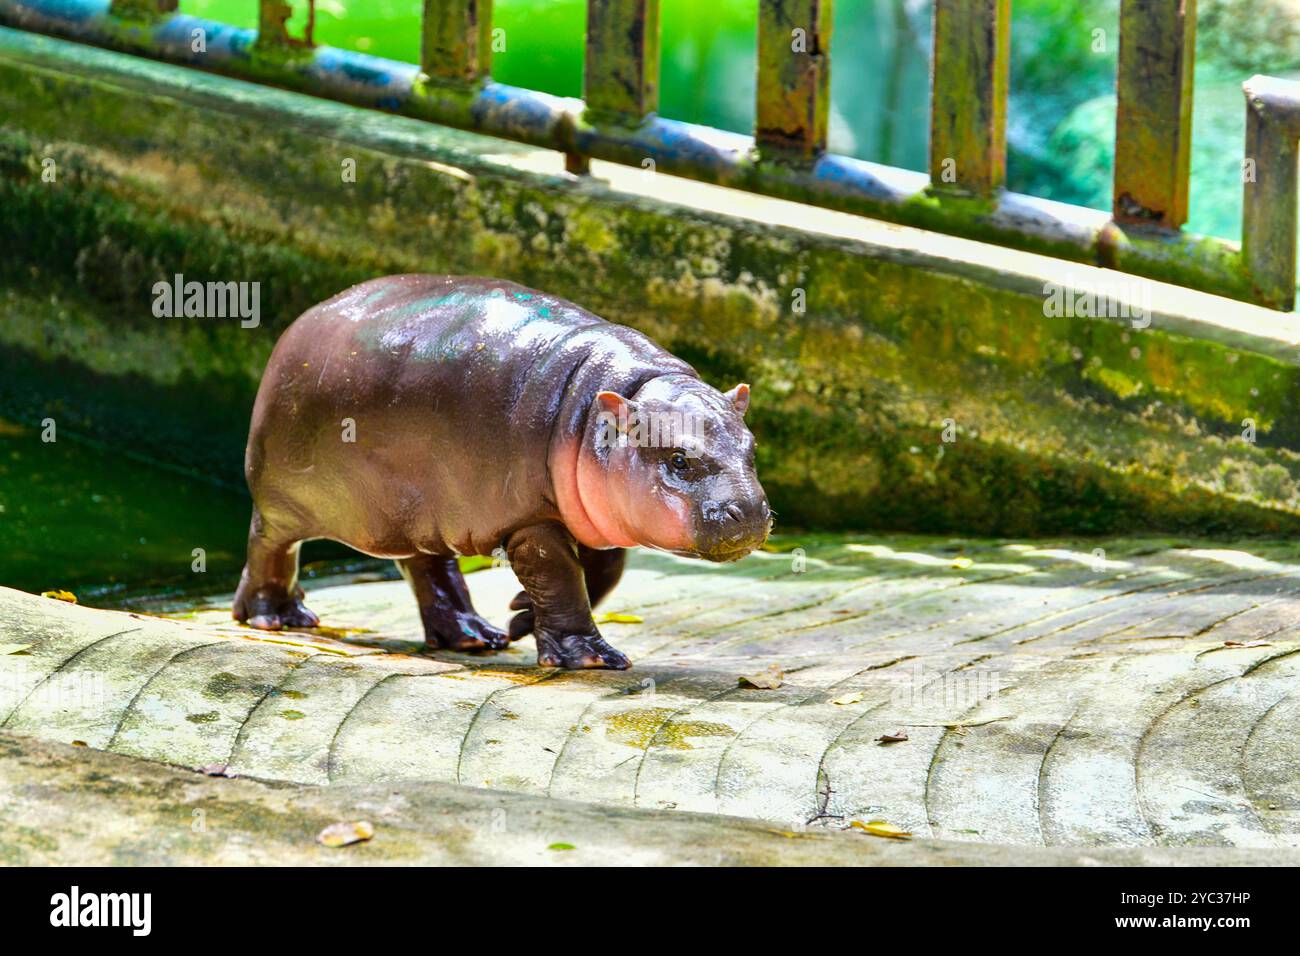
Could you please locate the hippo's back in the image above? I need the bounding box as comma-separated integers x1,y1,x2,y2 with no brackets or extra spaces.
245,275,693,555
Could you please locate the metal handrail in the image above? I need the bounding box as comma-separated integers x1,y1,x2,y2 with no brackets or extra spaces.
1,0,1297,310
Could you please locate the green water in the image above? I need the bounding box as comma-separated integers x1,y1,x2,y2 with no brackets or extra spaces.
0,422,250,602
0,423,372,605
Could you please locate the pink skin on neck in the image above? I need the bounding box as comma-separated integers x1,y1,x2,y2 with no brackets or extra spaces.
551,413,700,554
550,434,638,549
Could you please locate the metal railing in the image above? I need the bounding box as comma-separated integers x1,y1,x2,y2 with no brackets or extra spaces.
2,0,1300,310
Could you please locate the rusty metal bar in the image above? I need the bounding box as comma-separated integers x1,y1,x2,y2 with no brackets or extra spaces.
421,0,492,85
755,0,833,160
929,0,1009,197
0,0,1269,308
1242,75,1300,311
258,1,314,48
584,0,660,124
1113,0,1196,228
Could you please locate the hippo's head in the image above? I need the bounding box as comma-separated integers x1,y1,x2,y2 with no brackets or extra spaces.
575,375,771,562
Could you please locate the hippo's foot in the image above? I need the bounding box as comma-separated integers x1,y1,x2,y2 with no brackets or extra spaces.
234,584,320,631
535,630,631,670
424,612,510,653
507,591,535,640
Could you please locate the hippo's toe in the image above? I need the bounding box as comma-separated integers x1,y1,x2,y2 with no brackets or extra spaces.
536,632,631,670
236,586,319,631
427,614,510,653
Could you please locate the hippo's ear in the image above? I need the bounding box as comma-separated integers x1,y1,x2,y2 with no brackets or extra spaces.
594,390,634,432
725,383,751,417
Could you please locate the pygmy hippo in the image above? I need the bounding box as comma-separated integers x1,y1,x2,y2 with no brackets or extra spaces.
233,275,771,669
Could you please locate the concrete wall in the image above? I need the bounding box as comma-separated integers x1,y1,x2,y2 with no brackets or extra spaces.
4,27,1300,536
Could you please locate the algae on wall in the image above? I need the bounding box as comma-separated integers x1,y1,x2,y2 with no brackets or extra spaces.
3,29,1300,537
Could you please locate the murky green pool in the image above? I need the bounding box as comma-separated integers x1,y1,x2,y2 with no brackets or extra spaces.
0,421,249,601
0,423,367,606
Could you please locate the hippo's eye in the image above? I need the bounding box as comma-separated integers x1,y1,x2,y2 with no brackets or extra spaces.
669,451,690,473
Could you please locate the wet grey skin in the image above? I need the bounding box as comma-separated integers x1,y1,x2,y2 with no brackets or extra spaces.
232,274,770,669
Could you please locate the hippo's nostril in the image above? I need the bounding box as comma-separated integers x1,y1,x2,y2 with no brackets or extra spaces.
724,503,745,523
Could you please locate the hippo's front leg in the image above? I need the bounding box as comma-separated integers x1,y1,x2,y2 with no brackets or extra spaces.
506,523,631,670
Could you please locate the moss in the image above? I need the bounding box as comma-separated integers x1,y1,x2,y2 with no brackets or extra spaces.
2,34,1300,538
606,708,736,750
0,824,59,864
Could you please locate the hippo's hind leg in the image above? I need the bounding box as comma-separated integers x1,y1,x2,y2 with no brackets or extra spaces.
506,525,630,670
232,507,319,630
397,554,509,653
508,545,625,641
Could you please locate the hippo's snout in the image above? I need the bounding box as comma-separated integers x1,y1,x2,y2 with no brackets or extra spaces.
698,496,772,561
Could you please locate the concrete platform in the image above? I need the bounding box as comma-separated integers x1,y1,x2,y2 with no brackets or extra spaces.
3,534,1299,864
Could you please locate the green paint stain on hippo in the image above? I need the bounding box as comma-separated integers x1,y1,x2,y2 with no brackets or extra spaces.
385,292,470,320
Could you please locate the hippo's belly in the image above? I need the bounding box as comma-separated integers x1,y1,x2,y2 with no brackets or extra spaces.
245,276,604,556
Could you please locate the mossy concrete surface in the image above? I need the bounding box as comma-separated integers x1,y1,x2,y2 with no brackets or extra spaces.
5,731,1293,866
0,730,903,867
4,28,1300,535
3,534,1298,862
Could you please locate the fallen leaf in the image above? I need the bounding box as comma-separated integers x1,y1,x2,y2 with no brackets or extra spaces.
595,611,643,624
739,663,784,689
1224,640,1272,648
876,730,909,744
41,589,77,604
318,821,374,848
548,842,576,851
458,555,496,574
196,763,237,778
851,820,912,840
832,691,864,706
0,644,32,655
949,557,973,570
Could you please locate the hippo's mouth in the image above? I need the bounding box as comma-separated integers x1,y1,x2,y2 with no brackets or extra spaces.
670,539,764,563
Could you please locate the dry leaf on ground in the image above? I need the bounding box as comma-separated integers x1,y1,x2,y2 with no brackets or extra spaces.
595,612,643,624
851,820,912,840
196,763,237,778
739,663,784,689
318,821,375,848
